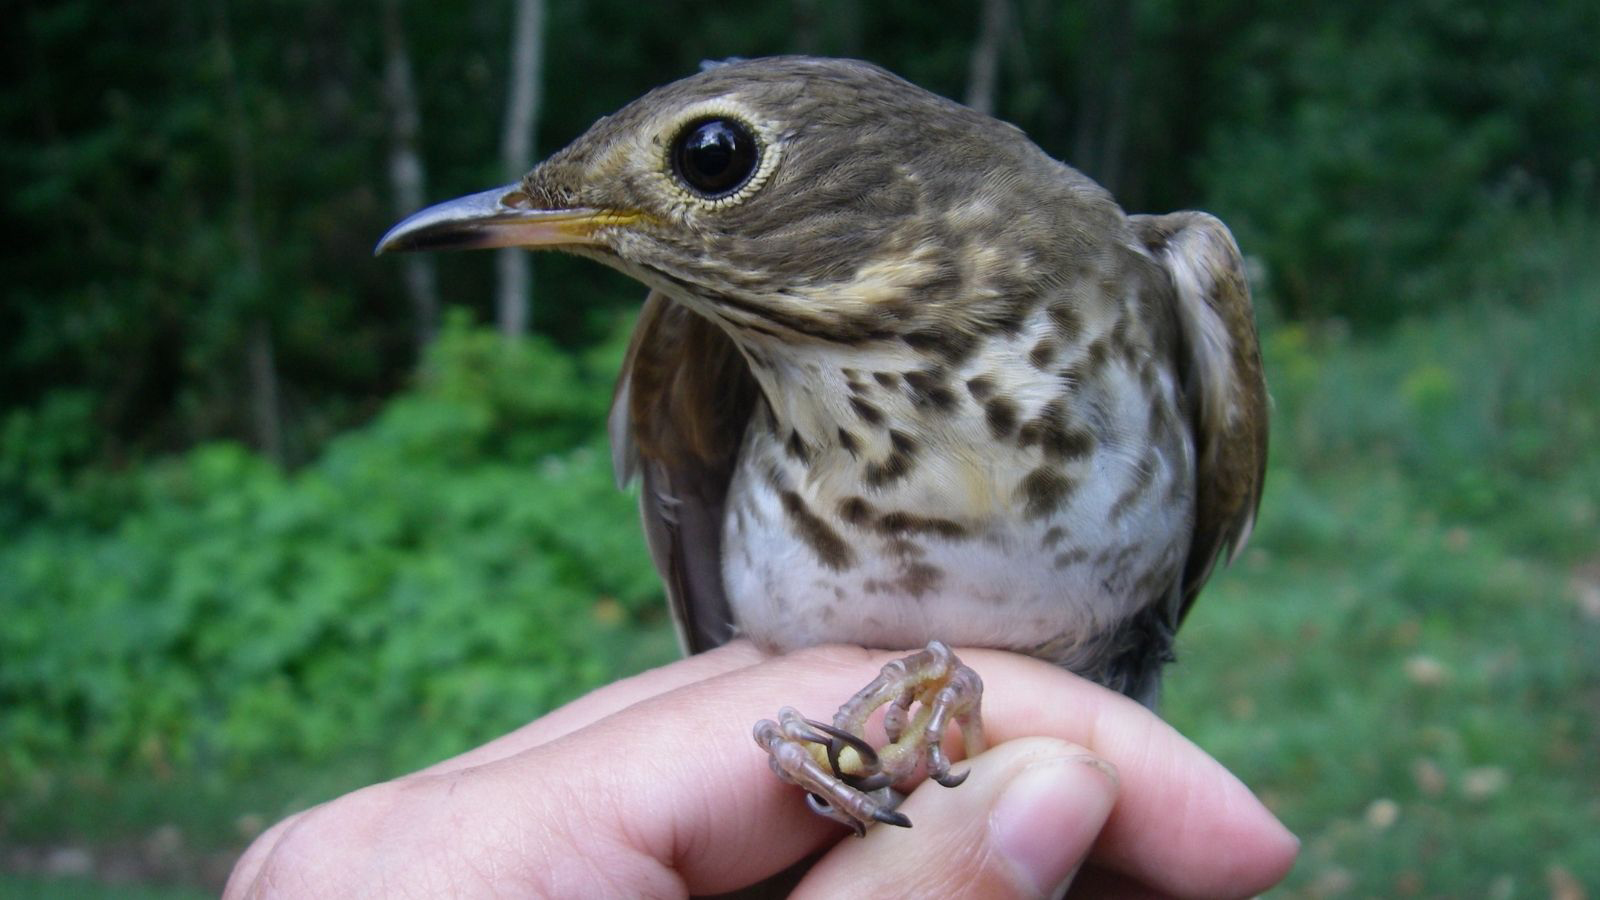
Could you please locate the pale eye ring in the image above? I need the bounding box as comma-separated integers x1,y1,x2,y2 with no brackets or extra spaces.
670,116,760,199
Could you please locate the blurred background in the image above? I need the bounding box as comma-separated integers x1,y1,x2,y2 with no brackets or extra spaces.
3,0,1597,895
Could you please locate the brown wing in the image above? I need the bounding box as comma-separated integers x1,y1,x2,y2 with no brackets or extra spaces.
609,291,759,653
1131,212,1268,623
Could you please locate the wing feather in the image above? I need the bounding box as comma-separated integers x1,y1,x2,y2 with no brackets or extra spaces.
609,292,758,653
1131,212,1269,623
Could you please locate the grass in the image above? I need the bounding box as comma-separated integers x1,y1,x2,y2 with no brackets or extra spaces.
5,242,1598,896
1168,469,1598,896
1164,266,1600,895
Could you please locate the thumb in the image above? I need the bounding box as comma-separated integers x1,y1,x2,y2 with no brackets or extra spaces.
794,737,1118,899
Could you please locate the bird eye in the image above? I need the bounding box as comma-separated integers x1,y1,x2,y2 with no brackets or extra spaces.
670,117,760,199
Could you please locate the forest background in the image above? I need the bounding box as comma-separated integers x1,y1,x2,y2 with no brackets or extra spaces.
3,0,1597,895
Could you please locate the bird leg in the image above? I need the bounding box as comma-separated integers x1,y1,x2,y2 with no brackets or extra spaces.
752,641,984,834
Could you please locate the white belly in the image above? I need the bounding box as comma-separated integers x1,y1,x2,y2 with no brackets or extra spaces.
720,414,1193,667
717,293,1195,668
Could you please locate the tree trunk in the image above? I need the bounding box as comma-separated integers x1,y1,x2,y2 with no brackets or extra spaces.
245,319,283,463
965,0,1012,116
211,0,284,464
381,0,440,350
496,0,546,338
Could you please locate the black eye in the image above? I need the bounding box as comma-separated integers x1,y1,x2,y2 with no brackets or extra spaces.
671,117,760,198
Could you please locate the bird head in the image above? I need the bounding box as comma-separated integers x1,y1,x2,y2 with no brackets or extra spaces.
378,56,1122,350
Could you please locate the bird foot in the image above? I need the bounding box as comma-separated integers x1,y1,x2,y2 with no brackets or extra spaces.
753,641,985,834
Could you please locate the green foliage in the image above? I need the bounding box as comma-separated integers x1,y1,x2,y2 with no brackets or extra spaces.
6,215,1599,896
1261,211,1600,557
7,0,1599,467
1161,218,1600,895
6,2,1600,893
0,875,209,900
0,319,672,801
1196,0,1600,325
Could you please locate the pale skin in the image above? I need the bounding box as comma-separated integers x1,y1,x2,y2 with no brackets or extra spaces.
226,642,1298,899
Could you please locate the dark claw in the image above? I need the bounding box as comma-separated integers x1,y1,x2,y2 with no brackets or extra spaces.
804,718,882,780
841,770,894,792
872,807,913,828
788,717,838,747
759,643,984,834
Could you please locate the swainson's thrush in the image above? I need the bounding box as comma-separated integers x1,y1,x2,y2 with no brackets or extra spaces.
378,57,1267,833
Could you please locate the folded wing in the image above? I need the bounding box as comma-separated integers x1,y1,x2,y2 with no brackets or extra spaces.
610,292,759,653
1132,212,1269,623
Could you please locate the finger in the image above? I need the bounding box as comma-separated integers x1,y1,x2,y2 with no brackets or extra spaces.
225,801,329,900
413,640,766,776
434,645,1292,896
228,643,768,896
231,644,1295,898
795,737,1118,899
971,651,1298,898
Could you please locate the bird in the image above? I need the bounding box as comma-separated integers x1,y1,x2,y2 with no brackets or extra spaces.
377,56,1266,833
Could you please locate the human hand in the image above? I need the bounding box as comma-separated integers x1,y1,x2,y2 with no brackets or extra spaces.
225,641,1297,898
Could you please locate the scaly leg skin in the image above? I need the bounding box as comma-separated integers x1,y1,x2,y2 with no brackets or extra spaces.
752,641,985,835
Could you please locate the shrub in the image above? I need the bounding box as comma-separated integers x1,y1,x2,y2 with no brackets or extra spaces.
0,316,671,788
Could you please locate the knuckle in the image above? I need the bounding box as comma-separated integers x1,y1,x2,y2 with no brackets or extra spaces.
246,782,415,895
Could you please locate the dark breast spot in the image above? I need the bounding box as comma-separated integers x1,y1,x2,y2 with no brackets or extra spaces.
1053,547,1090,569
903,328,978,365
1029,339,1059,369
873,371,900,388
1048,303,1083,342
1017,400,1097,461
966,375,996,401
849,396,885,426
779,490,856,571
1018,467,1078,519
1084,338,1110,372
865,562,944,599
898,562,943,598
837,427,860,456
837,495,874,525
838,495,966,539
1059,362,1087,390
986,296,1030,336
903,369,957,412
785,430,812,465
875,511,967,539
984,397,1019,439
864,429,918,488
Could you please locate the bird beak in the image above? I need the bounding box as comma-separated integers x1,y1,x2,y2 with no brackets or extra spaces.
374,184,644,255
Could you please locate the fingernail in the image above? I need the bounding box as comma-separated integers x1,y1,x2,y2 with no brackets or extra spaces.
990,756,1118,898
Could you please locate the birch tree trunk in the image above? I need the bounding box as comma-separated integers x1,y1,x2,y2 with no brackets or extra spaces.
965,0,1012,116
211,0,284,464
381,0,440,349
496,0,546,338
